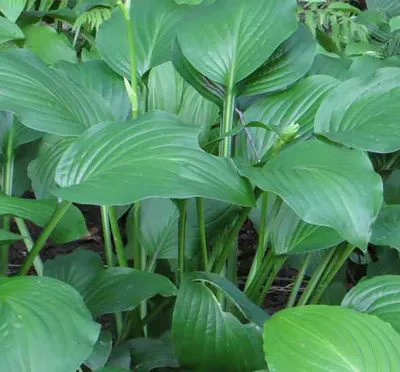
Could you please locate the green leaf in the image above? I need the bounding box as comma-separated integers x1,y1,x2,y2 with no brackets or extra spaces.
96,368,130,372
54,112,255,206
0,229,22,243
177,0,297,88
0,0,26,21
308,54,351,81
23,24,76,65
239,140,383,250
147,62,218,145
44,248,103,297
342,275,400,333
390,15,400,31
0,49,114,136
315,68,400,153
54,60,131,121
270,202,343,255
240,75,339,161
349,55,400,78
85,330,113,370
366,0,400,17
85,268,177,317
96,0,187,78
0,16,24,44
241,23,316,96
28,135,76,199
0,276,100,372
384,169,400,204
370,205,400,249
320,281,347,306
264,305,400,371
186,272,269,326
368,247,400,277
0,193,89,244
173,278,267,372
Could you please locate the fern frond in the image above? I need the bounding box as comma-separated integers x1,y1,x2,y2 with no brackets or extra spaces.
74,7,112,32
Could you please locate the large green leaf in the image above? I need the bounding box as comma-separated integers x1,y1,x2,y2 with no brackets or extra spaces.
315,68,400,153
0,229,22,243
368,247,400,277
270,202,343,255
264,305,400,371
23,24,76,65
0,0,26,21
0,276,100,372
54,112,255,206
28,135,76,199
0,49,114,136
147,61,218,145
85,268,177,317
308,54,351,81
366,0,400,16
0,16,24,44
172,278,267,372
384,169,400,204
240,75,339,162
54,60,131,121
96,0,187,78
371,205,400,249
342,275,400,333
85,330,113,370
177,0,297,88
0,194,89,244
241,23,316,96
239,140,383,250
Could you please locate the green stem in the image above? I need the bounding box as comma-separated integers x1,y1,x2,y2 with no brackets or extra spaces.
108,206,128,267
132,203,141,270
309,243,355,304
219,88,236,157
208,231,227,271
19,201,72,276
178,200,188,285
245,250,274,300
101,206,114,268
196,198,208,271
287,252,311,308
297,247,336,306
258,256,287,305
15,218,44,275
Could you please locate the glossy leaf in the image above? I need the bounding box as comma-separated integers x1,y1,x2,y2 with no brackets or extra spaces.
349,55,400,78
0,16,24,44
0,229,22,243
0,49,114,136
177,0,297,88
308,54,351,81
241,24,316,96
239,140,383,250
0,276,100,372
342,275,400,333
97,0,187,78
85,268,177,317
270,202,343,255
28,135,76,199
264,305,400,371
0,0,26,21
315,68,400,153
44,249,103,297
85,330,113,370
55,112,255,206
147,62,218,145
23,24,76,65
240,75,339,161
0,194,89,244
173,278,267,372
371,205,400,249
54,60,131,121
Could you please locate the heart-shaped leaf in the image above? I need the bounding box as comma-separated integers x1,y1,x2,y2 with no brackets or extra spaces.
371,205,400,249
239,140,383,250
241,23,316,96
177,0,297,89
315,68,400,153
240,75,339,161
264,305,400,371
0,49,114,135
54,112,255,206
0,193,88,244
342,275,400,333
172,278,267,372
0,276,100,372
0,0,26,21
0,16,24,44
97,0,187,78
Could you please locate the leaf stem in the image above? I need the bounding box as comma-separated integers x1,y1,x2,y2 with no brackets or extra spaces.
257,256,287,305
196,198,208,270
178,200,188,285
108,206,128,267
19,201,72,276
101,206,114,268
220,88,236,157
287,252,311,308
132,203,142,270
